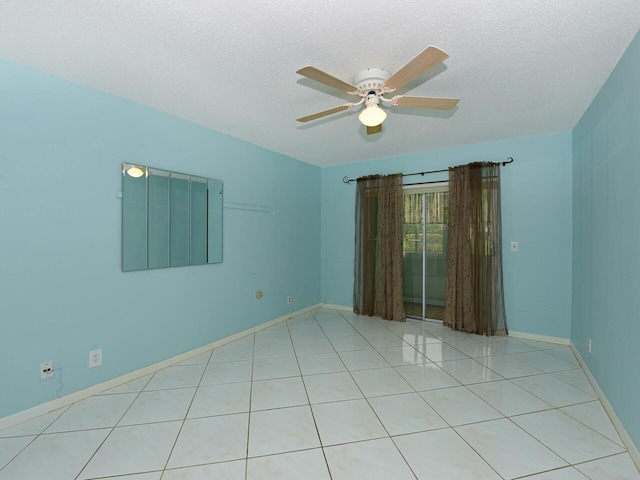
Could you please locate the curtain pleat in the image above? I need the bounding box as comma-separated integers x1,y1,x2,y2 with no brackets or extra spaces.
444,162,507,336
444,167,476,332
354,174,405,322
354,176,378,316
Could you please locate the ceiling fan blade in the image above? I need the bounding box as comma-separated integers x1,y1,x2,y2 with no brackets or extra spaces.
384,46,449,91
297,66,358,93
393,96,459,110
296,104,350,122
367,124,382,135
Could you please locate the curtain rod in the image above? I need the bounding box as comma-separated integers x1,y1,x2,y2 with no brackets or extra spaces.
342,157,514,185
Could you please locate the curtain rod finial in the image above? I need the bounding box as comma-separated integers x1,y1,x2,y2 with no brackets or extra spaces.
502,157,514,166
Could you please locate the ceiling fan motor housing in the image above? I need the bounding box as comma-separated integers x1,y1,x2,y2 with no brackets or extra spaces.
353,68,392,94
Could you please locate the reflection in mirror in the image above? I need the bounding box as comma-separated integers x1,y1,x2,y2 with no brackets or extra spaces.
190,177,208,265
148,168,170,268
122,168,147,271
170,172,189,267
122,163,223,271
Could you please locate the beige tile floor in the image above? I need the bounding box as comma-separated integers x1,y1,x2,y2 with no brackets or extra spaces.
1,308,639,479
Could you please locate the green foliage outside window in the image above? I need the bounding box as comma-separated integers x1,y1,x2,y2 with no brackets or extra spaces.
403,191,449,255
403,223,445,254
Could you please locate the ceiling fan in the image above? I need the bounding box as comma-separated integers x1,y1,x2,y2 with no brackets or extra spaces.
296,45,459,135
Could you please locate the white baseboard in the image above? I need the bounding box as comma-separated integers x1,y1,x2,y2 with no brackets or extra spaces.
0,303,323,432
322,303,353,312
508,330,570,346
570,342,640,471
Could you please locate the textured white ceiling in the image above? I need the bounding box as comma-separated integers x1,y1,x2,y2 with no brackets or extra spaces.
1,1,638,166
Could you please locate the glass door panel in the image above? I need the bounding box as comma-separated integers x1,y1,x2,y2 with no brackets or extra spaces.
402,193,424,319
402,186,449,321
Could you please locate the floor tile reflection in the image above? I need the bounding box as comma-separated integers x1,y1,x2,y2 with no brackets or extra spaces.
1,307,638,480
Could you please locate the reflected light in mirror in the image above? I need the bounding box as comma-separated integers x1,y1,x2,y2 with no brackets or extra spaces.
127,165,145,178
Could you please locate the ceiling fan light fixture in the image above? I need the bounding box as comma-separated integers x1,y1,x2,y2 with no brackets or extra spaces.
358,100,387,127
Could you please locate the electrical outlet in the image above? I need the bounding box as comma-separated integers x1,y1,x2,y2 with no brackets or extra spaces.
588,338,592,354
287,296,292,304
89,348,103,368
40,361,53,380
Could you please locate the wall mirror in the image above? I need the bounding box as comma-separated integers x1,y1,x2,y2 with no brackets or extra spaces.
122,163,223,271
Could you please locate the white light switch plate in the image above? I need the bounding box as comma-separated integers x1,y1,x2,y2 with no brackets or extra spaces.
510,241,519,252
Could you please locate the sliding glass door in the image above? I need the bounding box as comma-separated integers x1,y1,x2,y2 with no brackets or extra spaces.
402,185,449,321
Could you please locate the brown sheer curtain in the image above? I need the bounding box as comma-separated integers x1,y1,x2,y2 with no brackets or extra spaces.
354,174,405,321
444,162,507,336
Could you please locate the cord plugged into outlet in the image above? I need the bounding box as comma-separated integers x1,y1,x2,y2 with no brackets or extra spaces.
40,361,54,380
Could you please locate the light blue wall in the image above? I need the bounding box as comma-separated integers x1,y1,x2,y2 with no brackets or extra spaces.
321,131,573,338
0,59,321,419
572,30,640,446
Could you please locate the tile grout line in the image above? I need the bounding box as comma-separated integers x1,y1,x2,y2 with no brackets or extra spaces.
73,371,156,480
0,435,38,475
417,324,630,477
342,312,613,480
0,404,73,474
377,322,511,477
243,332,257,480
329,314,423,479
288,309,335,480
158,348,214,480
3,308,634,480
349,313,636,476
